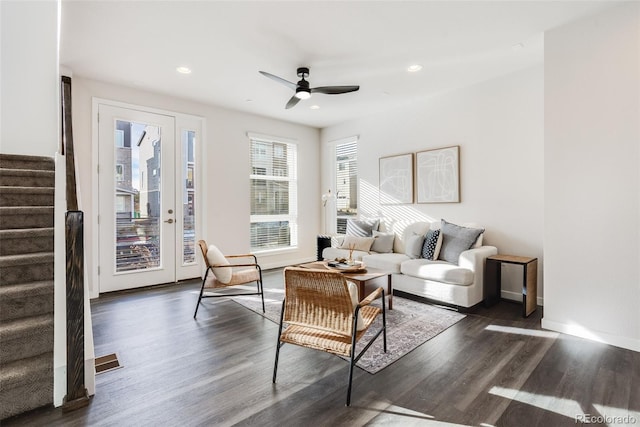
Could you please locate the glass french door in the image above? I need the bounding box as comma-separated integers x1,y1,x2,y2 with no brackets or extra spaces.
97,104,200,292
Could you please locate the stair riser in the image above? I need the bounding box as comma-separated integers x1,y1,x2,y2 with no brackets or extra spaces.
1,327,53,364
0,293,54,322
0,263,54,286
0,212,54,229
0,364,53,420
0,158,54,171
0,235,54,256
0,192,54,207
0,174,55,188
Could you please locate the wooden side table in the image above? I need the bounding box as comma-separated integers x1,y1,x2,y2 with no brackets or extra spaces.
484,255,538,317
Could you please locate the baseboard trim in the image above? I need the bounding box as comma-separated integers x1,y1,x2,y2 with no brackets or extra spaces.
501,289,544,306
260,256,316,271
541,318,640,352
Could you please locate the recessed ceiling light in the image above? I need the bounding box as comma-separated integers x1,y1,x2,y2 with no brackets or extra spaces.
176,66,192,74
407,64,423,72
310,105,320,110
512,43,524,51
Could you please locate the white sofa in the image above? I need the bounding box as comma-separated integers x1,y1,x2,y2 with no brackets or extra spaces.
322,220,497,309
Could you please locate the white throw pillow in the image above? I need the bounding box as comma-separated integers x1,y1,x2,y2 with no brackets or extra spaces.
405,232,425,259
347,281,366,331
206,244,232,284
371,230,395,253
339,235,375,252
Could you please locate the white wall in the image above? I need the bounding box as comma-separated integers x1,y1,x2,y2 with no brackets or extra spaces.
0,0,59,156
543,3,640,351
321,66,544,301
70,77,320,297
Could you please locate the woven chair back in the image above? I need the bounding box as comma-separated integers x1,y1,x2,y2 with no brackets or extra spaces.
283,267,355,336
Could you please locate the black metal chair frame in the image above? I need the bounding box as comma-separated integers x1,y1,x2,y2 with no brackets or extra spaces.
193,253,265,318
273,289,387,406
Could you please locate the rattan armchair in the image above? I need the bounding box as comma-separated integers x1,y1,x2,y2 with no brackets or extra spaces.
273,266,387,406
193,240,265,318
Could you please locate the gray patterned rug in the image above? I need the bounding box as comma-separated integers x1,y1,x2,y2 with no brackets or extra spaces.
229,287,465,374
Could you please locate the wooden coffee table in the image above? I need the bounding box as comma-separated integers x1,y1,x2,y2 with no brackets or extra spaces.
298,262,393,310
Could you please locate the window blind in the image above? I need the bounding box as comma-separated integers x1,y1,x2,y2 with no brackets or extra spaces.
335,138,357,234
249,134,298,251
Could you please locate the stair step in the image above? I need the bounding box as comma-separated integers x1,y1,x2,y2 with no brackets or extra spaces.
0,206,54,229
0,281,54,321
0,353,53,420
0,227,54,256
0,314,54,364
0,252,54,286
0,154,54,171
0,186,54,207
0,153,56,421
0,168,55,187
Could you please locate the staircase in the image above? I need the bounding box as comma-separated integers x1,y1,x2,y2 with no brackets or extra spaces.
0,154,55,420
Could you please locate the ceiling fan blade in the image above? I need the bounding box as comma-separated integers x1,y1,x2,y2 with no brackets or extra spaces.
285,95,301,109
259,71,297,90
311,85,360,95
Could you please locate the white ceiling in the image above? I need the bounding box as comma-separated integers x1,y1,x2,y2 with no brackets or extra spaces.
60,1,616,129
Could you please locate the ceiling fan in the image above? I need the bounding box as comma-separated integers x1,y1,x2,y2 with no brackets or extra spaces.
259,67,359,109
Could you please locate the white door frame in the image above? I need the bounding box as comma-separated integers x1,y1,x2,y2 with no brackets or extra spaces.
91,98,205,298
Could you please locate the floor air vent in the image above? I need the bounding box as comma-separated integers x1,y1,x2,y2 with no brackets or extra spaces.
95,353,122,374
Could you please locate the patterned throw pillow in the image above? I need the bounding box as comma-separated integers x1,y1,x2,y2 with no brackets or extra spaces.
346,218,380,237
421,229,441,260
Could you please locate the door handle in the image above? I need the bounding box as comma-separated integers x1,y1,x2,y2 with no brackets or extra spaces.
164,218,174,224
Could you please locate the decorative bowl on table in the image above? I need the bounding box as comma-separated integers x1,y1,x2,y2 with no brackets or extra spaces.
326,260,366,273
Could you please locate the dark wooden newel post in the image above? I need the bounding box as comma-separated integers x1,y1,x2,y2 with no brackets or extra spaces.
63,211,89,410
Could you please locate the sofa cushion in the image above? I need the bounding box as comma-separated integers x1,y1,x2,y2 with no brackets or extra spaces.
362,253,410,273
405,232,425,259
371,230,395,253
438,220,485,264
339,235,375,252
346,218,379,237
400,259,474,286
421,229,442,260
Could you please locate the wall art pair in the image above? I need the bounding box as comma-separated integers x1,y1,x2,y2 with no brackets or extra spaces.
379,145,460,204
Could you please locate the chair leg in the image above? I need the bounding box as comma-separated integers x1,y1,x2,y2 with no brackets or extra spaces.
258,268,265,313
346,322,359,406
382,290,387,352
273,301,286,383
193,268,210,319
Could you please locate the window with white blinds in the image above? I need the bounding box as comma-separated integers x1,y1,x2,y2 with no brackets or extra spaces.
249,134,298,251
335,138,358,234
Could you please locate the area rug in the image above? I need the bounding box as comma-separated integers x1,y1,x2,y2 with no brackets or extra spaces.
227,287,466,374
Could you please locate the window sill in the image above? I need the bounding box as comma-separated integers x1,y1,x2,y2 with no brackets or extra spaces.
253,246,298,257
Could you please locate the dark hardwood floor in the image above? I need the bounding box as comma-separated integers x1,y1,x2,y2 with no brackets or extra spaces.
4,268,639,426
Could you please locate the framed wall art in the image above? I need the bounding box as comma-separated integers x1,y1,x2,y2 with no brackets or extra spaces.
379,153,414,204
416,145,460,203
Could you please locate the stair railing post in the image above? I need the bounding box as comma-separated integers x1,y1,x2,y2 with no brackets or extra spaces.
61,76,89,411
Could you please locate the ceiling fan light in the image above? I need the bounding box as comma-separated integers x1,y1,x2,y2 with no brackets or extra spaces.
295,89,311,100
